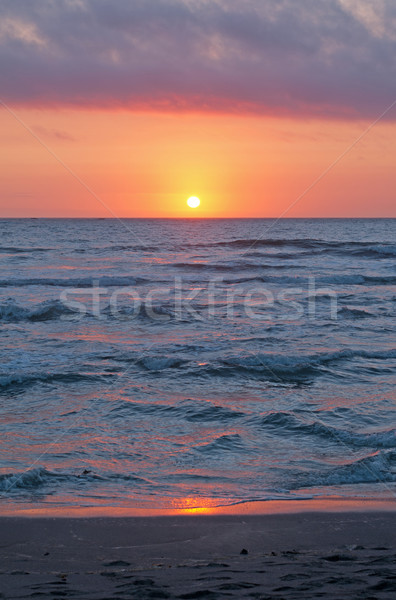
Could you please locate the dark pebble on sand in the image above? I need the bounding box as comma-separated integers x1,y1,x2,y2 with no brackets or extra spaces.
102,560,131,567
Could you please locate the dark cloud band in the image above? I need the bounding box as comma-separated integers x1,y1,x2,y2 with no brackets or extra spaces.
1,0,395,118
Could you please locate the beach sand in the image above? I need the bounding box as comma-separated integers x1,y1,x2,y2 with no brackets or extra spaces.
1,509,396,599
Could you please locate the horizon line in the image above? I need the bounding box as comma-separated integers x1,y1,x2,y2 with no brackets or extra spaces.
1,216,395,220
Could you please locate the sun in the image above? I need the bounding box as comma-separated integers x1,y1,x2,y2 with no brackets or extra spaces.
187,196,200,208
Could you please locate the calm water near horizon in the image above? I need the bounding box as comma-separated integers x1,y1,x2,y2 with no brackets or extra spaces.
0,218,395,512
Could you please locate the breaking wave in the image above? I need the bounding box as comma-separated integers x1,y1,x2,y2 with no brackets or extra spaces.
257,411,396,449
0,467,68,492
293,451,396,489
0,467,151,493
0,299,77,322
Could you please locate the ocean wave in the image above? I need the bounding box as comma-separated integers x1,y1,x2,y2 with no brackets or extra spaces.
137,356,188,371
0,273,394,292
0,467,150,493
224,274,396,286
293,451,396,489
170,261,301,271
105,348,396,382
244,251,297,259
195,433,245,453
106,244,159,253
0,246,52,254
11,237,392,260
109,399,245,422
337,306,376,319
218,349,396,378
0,276,148,288
0,371,108,392
338,275,396,286
345,245,396,259
185,238,396,256
0,299,77,322
0,467,67,492
294,245,396,260
257,411,396,448
244,246,396,260
187,238,335,249
0,299,177,323
73,244,160,254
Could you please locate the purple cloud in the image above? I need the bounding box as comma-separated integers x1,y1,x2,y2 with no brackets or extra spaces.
1,0,395,119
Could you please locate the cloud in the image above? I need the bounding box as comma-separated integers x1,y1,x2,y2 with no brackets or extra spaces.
339,0,396,39
0,17,47,47
33,125,76,141
0,0,395,119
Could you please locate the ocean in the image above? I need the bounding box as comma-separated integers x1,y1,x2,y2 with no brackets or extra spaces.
0,218,395,513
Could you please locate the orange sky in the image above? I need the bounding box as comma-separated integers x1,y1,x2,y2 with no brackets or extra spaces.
1,107,395,218
1,1,395,218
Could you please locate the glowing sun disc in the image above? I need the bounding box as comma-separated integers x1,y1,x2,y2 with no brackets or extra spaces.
187,196,200,208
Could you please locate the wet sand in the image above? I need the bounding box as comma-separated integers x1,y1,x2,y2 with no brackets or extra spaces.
1,511,396,599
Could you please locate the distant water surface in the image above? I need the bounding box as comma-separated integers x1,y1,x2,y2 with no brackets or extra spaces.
0,218,395,511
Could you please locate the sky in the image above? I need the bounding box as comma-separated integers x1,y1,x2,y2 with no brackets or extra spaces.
0,0,395,217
